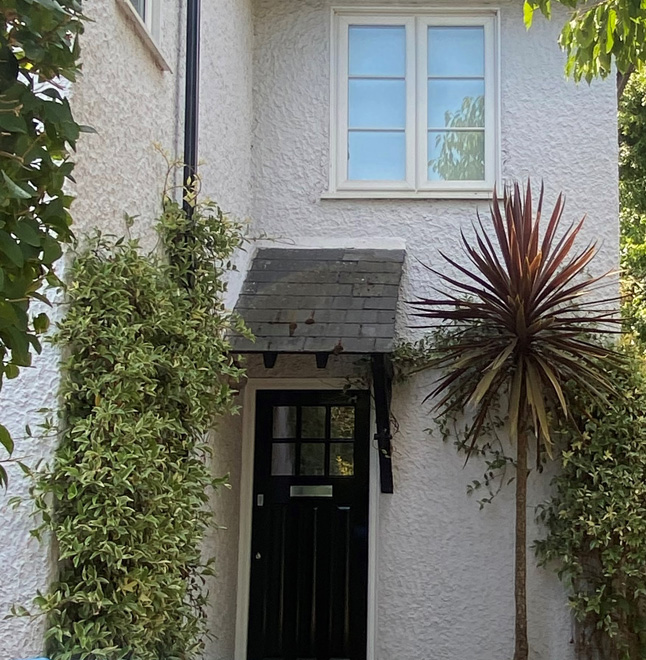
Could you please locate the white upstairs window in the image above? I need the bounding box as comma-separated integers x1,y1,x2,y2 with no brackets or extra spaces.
117,0,169,70
330,9,499,197
130,0,146,20
130,0,161,43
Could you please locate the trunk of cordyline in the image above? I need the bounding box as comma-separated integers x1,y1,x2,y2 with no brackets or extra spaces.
514,427,529,660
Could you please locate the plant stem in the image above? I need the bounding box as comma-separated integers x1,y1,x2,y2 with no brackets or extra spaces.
514,427,529,660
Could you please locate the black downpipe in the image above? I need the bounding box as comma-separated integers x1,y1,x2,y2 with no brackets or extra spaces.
183,0,201,220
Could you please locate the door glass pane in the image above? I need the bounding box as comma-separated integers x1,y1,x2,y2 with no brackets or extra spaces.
349,26,406,77
330,443,354,476
348,130,406,181
427,130,485,181
349,79,406,129
428,27,485,77
301,406,326,439
273,406,297,438
331,407,354,439
272,443,296,476
427,80,485,128
300,443,325,475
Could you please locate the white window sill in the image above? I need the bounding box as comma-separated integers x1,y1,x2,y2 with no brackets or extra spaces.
115,0,172,72
321,189,495,200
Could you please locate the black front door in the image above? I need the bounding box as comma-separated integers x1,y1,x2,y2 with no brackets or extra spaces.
248,390,370,660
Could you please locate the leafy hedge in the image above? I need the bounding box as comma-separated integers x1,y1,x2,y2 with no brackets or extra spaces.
620,72,646,343
30,199,248,660
536,348,646,660
0,0,85,485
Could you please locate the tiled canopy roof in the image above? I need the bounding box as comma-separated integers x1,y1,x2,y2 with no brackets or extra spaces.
229,247,405,354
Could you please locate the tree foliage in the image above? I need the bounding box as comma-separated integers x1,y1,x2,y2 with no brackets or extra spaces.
28,198,248,660
536,348,646,660
525,0,646,87
0,0,84,486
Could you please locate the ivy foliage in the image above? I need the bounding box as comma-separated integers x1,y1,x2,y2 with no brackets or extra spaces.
619,72,646,341
0,1,84,485
536,347,646,660
30,198,249,660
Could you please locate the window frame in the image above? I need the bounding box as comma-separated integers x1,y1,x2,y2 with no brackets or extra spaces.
329,7,500,198
138,0,162,44
116,0,170,72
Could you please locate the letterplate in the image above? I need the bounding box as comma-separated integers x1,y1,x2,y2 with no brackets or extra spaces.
290,485,333,498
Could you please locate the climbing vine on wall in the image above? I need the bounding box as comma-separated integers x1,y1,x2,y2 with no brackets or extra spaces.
0,1,85,485
29,198,249,660
536,347,646,660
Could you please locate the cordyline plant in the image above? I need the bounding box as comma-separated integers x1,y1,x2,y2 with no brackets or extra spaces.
409,181,621,660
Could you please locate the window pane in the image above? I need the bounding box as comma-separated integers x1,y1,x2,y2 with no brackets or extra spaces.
272,443,296,476
348,130,406,181
331,407,354,439
131,0,146,19
427,130,485,181
428,80,484,128
428,27,485,77
273,406,297,438
349,79,406,129
301,406,326,439
349,26,406,77
300,443,325,476
330,443,354,476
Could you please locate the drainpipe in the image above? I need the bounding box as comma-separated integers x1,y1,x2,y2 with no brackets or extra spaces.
183,0,201,220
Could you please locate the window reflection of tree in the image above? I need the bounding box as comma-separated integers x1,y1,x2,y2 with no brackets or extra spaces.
429,95,485,181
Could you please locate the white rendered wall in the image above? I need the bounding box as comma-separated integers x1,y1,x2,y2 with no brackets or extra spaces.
0,2,184,657
248,1,618,659
0,0,255,656
196,2,254,659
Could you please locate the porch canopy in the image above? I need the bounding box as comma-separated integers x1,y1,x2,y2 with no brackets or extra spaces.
229,247,405,357
230,246,405,494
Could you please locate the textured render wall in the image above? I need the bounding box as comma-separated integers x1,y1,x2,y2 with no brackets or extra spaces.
72,0,185,250
197,2,255,659
250,1,618,659
0,3,183,658
199,0,255,311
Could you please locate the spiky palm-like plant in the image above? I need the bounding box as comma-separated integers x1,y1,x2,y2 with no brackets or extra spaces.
410,182,620,660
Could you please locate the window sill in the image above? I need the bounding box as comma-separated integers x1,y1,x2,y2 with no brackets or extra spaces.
321,189,495,201
115,0,172,72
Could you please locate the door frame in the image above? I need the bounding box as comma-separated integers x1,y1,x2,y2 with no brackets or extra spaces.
234,378,380,660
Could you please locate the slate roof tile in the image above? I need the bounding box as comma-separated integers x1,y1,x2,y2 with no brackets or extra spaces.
230,247,405,354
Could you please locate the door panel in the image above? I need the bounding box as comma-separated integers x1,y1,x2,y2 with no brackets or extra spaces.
248,390,370,660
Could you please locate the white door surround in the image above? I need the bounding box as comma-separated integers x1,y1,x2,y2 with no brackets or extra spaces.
233,378,380,660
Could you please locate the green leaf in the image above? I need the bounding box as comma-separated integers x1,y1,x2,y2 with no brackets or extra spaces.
0,424,14,455
0,113,27,133
606,7,617,54
14,220,43,247
42,236,63,264
523,1,535,28
1,171,31,200
33,312,50,334
0,231,24,267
